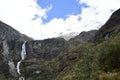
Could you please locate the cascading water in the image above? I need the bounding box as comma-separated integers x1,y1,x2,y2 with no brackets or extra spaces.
17,41,27,75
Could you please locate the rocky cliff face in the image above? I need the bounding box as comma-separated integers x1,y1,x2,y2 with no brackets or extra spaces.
26,38,69,59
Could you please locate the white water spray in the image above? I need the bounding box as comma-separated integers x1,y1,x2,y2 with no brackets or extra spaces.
17,41,27,75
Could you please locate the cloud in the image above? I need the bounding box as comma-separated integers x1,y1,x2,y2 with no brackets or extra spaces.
80,0,120,9
78,0,120,27
0,0,120,40
37,15,82,39
0,0,52,39
31,5,104,40
39,0,120,40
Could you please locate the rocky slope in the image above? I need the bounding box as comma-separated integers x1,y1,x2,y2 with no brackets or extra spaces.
0,8,120,80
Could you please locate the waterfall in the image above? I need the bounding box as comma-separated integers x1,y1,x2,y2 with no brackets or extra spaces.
17,41,27,75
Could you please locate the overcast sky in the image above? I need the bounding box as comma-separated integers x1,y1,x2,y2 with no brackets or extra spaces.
0,0,120,40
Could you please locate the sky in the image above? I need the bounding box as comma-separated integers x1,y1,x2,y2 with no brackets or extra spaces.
0,0,120,40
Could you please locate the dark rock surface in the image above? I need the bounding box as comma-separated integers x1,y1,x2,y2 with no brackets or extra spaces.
26,38,69,59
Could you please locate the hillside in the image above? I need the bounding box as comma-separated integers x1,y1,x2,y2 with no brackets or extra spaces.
0,9,120,80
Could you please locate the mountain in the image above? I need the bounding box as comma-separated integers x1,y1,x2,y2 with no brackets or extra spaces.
69,30,97,46
0,8,120,80
58,32,79,41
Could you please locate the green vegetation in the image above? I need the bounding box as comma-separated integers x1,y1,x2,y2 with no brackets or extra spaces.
53,25,120,80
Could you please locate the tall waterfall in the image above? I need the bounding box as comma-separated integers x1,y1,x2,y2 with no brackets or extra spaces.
17,41,27,75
